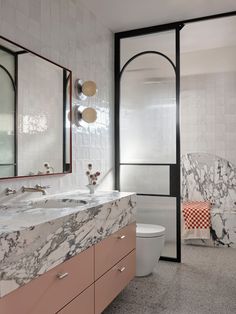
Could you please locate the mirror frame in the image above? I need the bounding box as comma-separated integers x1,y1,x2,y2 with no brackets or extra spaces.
0,34,72,180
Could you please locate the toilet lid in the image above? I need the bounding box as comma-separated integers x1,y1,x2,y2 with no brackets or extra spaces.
136,223,165,237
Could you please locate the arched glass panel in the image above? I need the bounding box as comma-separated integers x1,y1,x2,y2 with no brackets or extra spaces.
118,28,180,260
120,53,176,164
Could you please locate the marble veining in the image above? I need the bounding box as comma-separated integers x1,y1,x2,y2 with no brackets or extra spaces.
0,191,136,297
182,153,236,248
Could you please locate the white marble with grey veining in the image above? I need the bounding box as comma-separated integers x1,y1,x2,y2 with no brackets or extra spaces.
182,153,236,248
0,190,136,297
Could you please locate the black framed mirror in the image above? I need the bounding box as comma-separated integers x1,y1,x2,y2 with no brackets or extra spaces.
0,35,72,179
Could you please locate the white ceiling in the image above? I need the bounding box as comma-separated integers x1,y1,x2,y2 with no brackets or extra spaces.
79,0,236,32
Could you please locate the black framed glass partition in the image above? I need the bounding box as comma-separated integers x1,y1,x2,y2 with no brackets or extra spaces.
115,26,182,262
115,11,236,263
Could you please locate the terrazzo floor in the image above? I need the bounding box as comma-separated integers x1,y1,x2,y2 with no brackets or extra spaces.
103,245,236,314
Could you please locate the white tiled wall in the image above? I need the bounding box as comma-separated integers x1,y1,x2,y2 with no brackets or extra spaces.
0,0,114,196
18,54,64,176
181,72,236,165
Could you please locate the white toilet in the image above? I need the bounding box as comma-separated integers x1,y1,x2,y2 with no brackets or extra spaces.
136,223,166,277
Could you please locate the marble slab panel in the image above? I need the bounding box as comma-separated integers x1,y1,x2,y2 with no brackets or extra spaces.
182,153,236,248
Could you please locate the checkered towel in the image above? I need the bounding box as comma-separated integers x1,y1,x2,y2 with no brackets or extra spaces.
182,201,211,239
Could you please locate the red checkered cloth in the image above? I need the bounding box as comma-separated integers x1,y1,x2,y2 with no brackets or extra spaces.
182,201,211,229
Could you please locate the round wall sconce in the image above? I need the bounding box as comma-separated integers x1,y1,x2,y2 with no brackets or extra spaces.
75,79,97,100
73,105,97,127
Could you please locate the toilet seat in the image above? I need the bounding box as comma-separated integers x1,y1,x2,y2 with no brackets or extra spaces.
136,223,165,238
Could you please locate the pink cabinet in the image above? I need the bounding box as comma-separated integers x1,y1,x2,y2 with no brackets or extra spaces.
95,223,136,280
0,246,94,314
95,250,136,314
57,285,94,314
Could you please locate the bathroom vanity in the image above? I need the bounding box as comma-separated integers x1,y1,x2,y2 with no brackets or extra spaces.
0,191,136,314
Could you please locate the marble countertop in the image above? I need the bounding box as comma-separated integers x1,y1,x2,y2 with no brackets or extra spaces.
0,190,134,234
0,190,136,297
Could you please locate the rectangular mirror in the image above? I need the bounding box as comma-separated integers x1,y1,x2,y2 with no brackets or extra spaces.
0,35,72,179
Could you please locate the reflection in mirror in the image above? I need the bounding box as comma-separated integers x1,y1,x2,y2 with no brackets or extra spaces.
0,48,15,177
0,36,72,179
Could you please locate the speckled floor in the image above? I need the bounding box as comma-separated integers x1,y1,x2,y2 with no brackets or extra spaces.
103,245,236,314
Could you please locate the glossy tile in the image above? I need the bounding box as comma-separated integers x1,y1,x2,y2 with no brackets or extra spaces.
0,0,114,196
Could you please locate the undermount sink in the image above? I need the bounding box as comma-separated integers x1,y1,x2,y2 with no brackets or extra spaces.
0,198,89,231
28,198,88,210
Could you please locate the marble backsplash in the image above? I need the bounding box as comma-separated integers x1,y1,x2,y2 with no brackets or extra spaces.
182,153,236,248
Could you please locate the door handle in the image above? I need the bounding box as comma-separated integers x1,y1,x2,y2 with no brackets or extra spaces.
57,272,69,280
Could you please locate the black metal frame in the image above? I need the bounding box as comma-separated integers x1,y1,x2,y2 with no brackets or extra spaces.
14,54,18,176
0,35,73,180
115,27,182,262
63,69,67,173
0,46,17,176
115,11,236,263
175,26,181,263
64,72,72,172
115,11,236,38
0,64,16,90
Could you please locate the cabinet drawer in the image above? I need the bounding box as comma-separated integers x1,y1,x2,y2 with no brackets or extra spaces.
95,249,135,314
0,246,94,314
57,285,94,314
95,223,136,280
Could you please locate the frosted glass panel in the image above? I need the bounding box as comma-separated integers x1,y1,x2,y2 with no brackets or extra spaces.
120,165,169,195
0,129,14,163
120,53,176,163
136,195,177,258
0,165,14,177
119,28,179,260
120,30,175,69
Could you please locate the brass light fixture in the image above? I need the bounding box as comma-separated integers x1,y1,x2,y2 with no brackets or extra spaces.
73,105,97,127
75,79,97,100
73,78,98,126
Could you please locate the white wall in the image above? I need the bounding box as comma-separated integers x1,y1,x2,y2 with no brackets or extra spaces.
181,46,236,76
0,0,114,196
181,46,236,165
181,71,236,165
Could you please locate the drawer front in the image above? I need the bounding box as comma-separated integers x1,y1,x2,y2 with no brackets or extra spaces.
95,249,135,314
95,223,136,280
57,285,94,314
0,246,94,314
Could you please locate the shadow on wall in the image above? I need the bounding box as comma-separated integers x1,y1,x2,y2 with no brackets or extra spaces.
181,153,236,247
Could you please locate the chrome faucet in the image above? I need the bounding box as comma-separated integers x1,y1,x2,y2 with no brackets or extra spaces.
22,184,50,195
